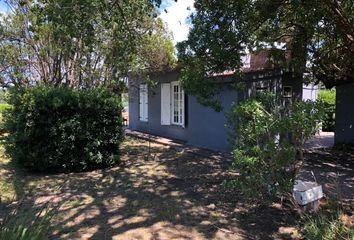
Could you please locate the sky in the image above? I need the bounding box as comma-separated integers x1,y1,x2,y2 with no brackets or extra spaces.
0,0,9,14
0,0,194,45
159,0,195,45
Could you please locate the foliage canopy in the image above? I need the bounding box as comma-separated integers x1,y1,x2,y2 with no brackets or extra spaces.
177,0,354,105
0,0,176,88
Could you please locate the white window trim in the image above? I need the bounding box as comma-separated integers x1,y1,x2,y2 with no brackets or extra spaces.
171,81,184,126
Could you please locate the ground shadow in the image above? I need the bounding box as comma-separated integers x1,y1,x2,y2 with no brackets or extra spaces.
1,137,327,239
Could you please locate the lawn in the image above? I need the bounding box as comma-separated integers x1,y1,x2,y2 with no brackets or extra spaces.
0,137,353,239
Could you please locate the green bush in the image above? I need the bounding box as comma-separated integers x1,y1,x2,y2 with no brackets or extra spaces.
318,90,336,131
226,92,325,200
4,86,124,172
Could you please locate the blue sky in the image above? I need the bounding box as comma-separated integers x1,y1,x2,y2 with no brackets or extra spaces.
0,0,10,14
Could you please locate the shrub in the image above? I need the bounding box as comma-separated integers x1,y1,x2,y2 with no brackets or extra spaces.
318,90,336,131
4,86,124,172
225,92,325,200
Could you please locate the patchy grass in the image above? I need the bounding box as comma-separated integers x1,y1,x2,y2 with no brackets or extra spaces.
0,147,17,202
301,201,354,240
0,201,54,240
1,137,352,239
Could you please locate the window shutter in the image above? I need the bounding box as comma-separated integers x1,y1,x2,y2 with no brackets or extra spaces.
161,83,171,125
139,84,148,122
181,90,185,128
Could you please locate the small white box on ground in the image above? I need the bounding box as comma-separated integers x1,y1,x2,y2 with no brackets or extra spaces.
293,180,323,205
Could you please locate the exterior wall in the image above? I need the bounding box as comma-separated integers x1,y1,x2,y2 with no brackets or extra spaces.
335,83,354,144
129,70,302,152
186,88,237,151
129,72,238,151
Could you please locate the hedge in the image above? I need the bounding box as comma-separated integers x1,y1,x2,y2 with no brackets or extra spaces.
4,86,124,172
318,90,335,132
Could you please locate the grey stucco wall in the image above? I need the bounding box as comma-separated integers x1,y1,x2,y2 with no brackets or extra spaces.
129,70,301,152
335,83,354,144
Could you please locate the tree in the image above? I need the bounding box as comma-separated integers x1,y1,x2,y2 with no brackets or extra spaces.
177,0,354,104
0,0,175,89
136,18,176,73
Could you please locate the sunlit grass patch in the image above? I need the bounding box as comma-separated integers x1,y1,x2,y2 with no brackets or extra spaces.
0,147,16,202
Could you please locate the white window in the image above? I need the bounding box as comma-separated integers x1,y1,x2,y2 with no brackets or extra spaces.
160,82,185,126
139,84,148,122
171,81,184,126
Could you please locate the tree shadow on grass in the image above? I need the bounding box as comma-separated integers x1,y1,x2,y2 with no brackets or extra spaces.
1,138,299,239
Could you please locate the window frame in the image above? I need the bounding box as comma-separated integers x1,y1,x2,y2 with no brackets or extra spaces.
170,81,184,126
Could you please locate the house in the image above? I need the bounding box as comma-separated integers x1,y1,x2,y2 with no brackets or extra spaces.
335,83,354,145
128,54,303,152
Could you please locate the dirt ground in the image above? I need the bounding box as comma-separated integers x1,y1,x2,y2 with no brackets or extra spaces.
1,137,353,239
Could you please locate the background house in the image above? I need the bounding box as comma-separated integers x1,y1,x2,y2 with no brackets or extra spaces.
128,52,305,151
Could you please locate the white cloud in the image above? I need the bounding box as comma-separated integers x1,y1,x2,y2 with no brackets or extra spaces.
159,0,195,46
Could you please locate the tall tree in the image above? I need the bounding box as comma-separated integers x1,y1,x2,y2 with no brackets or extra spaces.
0,0,175,88
177,0,354,105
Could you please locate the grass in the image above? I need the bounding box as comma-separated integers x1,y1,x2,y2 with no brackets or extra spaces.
0,147,17,202
301,210,353,240
0,202,53,240
300,199,354,240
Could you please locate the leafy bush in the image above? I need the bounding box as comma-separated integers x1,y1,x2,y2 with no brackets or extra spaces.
318,90,336,131
226,93,325,200
0,103,11,111
4,86,123,172
0,202,53,240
